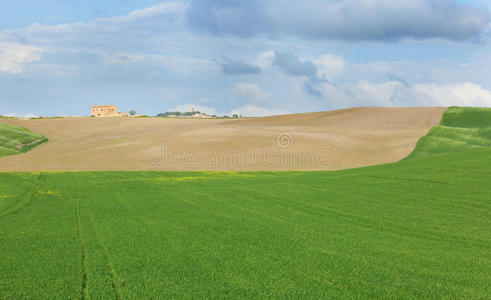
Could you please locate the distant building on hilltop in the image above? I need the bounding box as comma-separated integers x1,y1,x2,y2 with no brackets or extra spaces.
91,105,127,117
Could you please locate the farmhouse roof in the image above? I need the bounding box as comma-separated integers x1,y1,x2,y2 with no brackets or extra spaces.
92,105,117,108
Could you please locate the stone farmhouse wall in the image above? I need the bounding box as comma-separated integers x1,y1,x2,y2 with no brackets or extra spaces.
91,105,127,117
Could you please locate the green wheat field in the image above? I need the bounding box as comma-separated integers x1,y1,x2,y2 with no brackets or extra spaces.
0,107,490,298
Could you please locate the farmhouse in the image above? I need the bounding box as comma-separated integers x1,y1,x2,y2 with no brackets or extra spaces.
91,105,128,117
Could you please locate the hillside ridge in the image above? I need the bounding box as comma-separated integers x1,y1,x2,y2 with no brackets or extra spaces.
0,107,445,171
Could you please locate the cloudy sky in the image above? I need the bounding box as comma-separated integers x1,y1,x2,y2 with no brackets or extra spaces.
1,0,491,117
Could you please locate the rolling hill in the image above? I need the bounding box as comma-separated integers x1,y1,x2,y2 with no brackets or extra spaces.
0,107,445,171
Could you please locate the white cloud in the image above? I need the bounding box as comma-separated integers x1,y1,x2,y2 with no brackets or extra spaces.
97,51,146,65
229,105,289,117
317,81,401,108
315,80,491,109
5,113,40,119
1,1,188,49
314,54,345,81
254,51,275,69
93,50,216,75
343,81,403,106
123,2,189,20
0,43,43,74
22,113,39,119
150,55,216,75
413,82,491,106
235,83,273,104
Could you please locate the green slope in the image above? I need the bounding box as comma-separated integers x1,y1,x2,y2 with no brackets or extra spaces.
406,106,491,159
0,123,48,158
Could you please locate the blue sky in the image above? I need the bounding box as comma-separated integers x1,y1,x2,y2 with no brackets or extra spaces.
1,0,491,117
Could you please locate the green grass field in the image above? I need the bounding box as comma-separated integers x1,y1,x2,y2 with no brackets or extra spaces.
0,123,47,158
0,108,490,299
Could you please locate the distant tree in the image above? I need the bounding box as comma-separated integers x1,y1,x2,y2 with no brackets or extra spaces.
232,114,239,118
129,110,137,116
157,111,182,117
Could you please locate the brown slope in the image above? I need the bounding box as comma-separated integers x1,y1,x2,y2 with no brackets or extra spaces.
0,107,446,171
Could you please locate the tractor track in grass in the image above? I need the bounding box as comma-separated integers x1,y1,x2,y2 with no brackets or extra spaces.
214,184,479,245
365,175,452,186
81,196,122,300
73,196,88,300
0,173,46,217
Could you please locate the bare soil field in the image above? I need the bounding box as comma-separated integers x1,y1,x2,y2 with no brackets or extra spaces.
0,107,446,171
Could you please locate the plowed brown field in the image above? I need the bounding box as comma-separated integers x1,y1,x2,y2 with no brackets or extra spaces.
0,107,446,171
